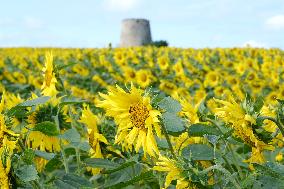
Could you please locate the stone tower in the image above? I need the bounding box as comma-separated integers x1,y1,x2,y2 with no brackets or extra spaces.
120,18,152,47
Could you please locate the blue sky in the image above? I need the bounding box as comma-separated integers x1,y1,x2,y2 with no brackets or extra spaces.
0,0,284,48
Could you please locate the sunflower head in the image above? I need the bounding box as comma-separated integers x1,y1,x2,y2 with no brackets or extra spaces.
97,84,161,157
30,104,70,130
41,52,58,97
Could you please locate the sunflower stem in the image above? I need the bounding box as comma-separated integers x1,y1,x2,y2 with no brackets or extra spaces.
205,118,244,180
54,106,69,174
260,116,284,137
160,122,177,160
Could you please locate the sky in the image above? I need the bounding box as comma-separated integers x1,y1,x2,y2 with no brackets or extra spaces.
0,0,284,48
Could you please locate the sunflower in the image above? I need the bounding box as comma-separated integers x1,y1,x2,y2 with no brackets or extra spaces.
79,105,108,174
204,71,219,87
122,66,136,81
41,52,58,97
178,97,203,124
157,55,169,70
97,84,161,157
136,69,152,88
214,95,273,164
0,96,18,188
159,80,177,95
25,94,64,153
153,156,196,189
0,136,17,188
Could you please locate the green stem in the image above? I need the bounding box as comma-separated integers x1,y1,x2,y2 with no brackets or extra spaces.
68,107,82,174
160,122,177,160
55,106,69,174
32,180,43,189
75,147,81,174
205,118,244,179
260,116,284,137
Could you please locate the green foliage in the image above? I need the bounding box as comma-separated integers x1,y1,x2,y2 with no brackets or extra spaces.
188,123,220,136
182,144,215,160
3,48,284,189
147,40,169,47
54,174,93,188
158,96,182,113
33,121,59,136
161,112,185,135
159,96,185,135
84,158,119,169
15,165,39,182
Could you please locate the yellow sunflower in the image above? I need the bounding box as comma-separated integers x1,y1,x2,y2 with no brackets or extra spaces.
136,69,152,88
214,95,273,164
79,105,108,174
97,84,161,157
41,52,58,97
0,96,18,188
153,156,196,189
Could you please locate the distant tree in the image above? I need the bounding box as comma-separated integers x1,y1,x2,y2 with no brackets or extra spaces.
146,40,169,47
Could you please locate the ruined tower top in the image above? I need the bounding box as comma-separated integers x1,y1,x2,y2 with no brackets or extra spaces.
120,18,152,47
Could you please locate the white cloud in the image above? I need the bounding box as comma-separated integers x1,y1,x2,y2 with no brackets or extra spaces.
23,17,43,29
0,18,15,26
103,0,140,11
242,40,267,48
266,15,284,30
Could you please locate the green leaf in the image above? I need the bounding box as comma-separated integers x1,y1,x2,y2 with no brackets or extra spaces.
84,158,119,169
22,149,35,165
103,161,136,174
158,96,182,113
69,142,91,152
61,174,93,188
188,123,220,136
59,96,86,106
252,175,284,189
78,142,91,151
161,112,185,135
54,179,76,189
60,128,80,143
254,96,264,112
45,156,62,172
18,96,50,107
33,121,59,136
156,137,169,149
16,165,39,182
106,170,154,189
181,144,214,160
56,62,77,71
35,150,55,160
254,162,284,179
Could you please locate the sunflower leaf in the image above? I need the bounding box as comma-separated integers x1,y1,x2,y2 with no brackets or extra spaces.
18,96,50,107
158,96,181,113
16,165,39,182
59,96,86,106
253,162,284,179
161,112,185,135
33,121,59,136
35,150,55,160
61,174,93,188
181,144,215,160
105,170,154,189
188,123,220,136
84,158,119,169
60,128,80,143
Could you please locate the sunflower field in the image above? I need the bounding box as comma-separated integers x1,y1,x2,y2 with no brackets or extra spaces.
1,47,284,188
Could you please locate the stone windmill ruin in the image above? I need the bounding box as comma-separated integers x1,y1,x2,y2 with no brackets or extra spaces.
120,18,152,47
